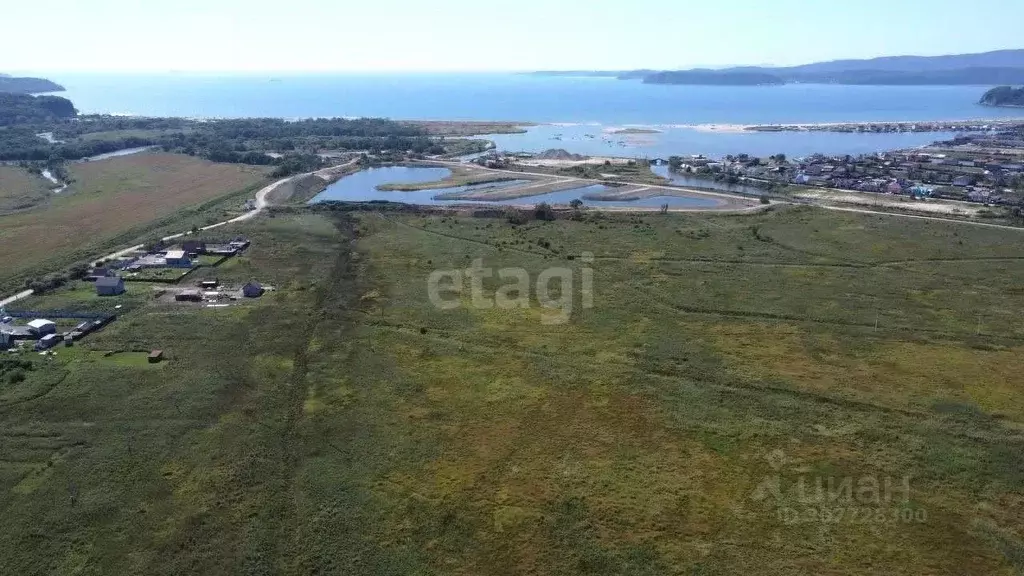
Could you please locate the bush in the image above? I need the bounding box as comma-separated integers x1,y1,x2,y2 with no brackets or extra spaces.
760,195,771,205
505,208,528,225
534,202,556,221
7,370,25,384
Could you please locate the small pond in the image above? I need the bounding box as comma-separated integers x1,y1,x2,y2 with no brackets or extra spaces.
651,165,765,196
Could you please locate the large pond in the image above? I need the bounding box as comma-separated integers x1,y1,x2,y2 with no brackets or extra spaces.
310,166,724,208
650,165,765,196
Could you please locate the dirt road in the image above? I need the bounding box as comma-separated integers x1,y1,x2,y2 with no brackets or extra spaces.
0,289,33,308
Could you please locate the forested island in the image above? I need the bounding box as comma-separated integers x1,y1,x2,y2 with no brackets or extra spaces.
0,76,65,94
980,85,1024,107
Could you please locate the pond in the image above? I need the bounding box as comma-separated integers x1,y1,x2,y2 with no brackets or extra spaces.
309,165,723,209
81,146,158,162
650,165,765,196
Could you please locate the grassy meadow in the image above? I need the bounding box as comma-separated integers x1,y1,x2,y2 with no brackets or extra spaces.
1,205,1023,574
0,152,270,293
0,165,52,214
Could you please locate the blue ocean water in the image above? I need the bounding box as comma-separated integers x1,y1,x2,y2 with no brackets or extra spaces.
49,72,1024,158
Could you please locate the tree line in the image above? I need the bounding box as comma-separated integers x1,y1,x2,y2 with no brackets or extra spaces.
0,114,451,175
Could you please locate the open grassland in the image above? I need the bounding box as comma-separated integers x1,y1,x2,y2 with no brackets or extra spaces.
0,165,52,214
0,152,269,292
1,206,1023,574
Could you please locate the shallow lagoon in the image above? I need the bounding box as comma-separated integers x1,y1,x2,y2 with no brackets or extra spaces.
310,166,723,208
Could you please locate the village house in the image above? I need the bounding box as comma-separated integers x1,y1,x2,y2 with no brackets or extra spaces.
181,240,207,256
27,319,56,336
95,276,126,296
35,334,60,351
164,250,192,268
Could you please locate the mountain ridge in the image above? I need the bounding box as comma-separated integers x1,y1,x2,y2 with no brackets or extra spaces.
526,49,1024,86
0,76,65,94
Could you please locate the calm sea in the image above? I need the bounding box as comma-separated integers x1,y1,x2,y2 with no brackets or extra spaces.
50,73,1024,158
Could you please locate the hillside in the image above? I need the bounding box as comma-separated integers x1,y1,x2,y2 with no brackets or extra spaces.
0,93,77,126
643,70,784,86
533,49,1024,86
773,48,1024,74
0,76,65,94
980,85,1024,107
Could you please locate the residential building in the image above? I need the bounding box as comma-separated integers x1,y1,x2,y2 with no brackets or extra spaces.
27,319,56,336
95,276,126,296
164,250,192,268
35,334,59,351
182,240,207,255
89,266,113,279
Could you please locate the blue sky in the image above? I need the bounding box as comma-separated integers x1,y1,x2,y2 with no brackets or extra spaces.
4,0,1022,72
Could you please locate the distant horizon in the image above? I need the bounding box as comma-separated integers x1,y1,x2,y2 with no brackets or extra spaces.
7,48,1024,77
3,0,1023,73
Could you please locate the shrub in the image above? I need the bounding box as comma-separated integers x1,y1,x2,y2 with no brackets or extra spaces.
505,208,529,225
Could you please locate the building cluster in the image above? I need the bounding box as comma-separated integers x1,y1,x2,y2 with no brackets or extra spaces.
87,236,252,295
172,279,264,303
0,313,114,351
746,120,1022,134
676,127,1024,206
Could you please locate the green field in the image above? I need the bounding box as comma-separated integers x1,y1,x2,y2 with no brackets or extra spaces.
0,152,270,294
0,165,52,214
1,205,1023,574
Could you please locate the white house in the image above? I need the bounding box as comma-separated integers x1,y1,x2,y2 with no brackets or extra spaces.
164,250,192,268
27,319,56,336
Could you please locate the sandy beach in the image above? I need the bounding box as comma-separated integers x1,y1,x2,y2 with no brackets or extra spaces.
677,117,1024,134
